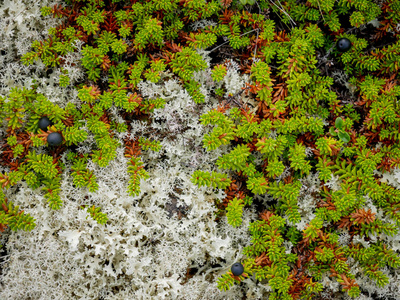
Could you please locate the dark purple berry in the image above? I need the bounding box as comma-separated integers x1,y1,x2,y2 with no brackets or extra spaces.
47,132,63,146
38,117,53,131
231,262,244,276
336,38,352,52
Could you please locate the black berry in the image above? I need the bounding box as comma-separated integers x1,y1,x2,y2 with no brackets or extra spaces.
47,132,63,146
231,262,244,276
336,38,352,52
38,117,53,131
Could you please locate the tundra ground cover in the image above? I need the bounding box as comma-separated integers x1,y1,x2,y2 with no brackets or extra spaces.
0,0,400,299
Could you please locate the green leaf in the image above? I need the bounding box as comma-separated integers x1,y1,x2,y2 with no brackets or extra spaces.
329,126,337,136
338,131,350,143
335,117,344,130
